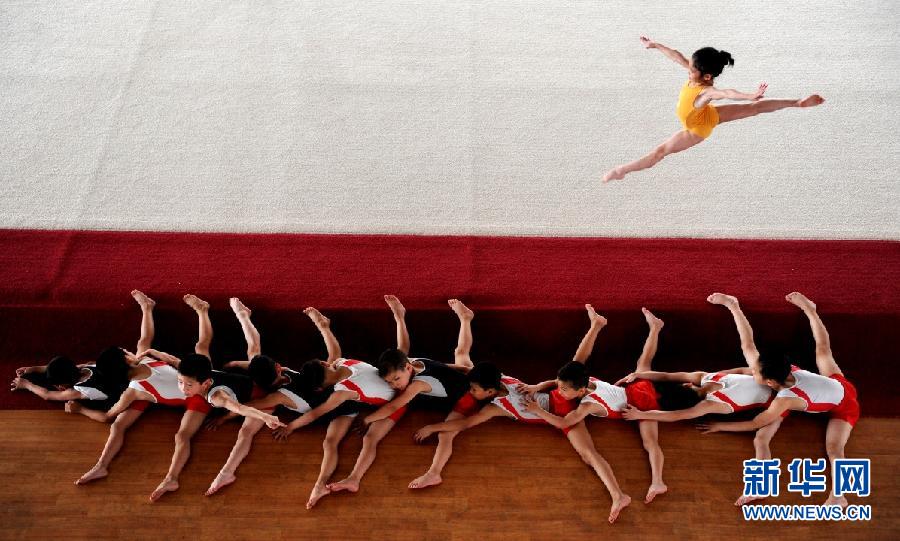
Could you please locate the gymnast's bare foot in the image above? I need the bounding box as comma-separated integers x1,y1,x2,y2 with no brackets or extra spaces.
798,95,824,108
205,470,236,496
326,477,360,494
602,167,625,183
131,290,155,309
642,307,664,331
306,483,331,509
408,471,443,489
384,295,406,320
586,304,608,329
183,294,209,312
448,299,473,321
609,493,632,523
229,297,251,317
707,292,738,307
75,464,108,485
645,483,668,503
149,477,179,502
785,291,816,312
304,307,330,328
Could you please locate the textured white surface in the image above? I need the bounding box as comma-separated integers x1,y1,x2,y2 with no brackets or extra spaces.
1,1,898,239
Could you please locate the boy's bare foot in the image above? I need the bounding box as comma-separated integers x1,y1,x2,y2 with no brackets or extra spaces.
707,292,738,307
408,471,442,489
229,297,251,317
609,493,632,523
384,295,406,319
149,477,179,502
641,307,664,331
326,477,359,493
645,483,668,503
75,464,108,485
586,304,608,328
131,290,155,309
448,299,473,321
824,494,848,509
205,471,236,496
306,483,331,509
735,493,767,506
602,167,625,183
183,294,209,312
785,291,816,312
798,94,824,107
303,307,330,328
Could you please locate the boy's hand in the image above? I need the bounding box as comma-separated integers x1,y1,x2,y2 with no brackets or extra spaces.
413,425,436,443
65,400,82,414
11,377,30,391
515,383,540,396
263,413,286,430
752,82,768,100
15,367,33,376
272,423,296,441
614,372,638,386
521,395,543,413
696,423,720,434
640,36,656,49
622,405,644,420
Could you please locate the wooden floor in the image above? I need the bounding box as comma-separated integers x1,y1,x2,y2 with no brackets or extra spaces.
1,410,897,541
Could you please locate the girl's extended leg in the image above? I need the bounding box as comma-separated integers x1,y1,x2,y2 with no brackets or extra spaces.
409,411,465,489
786,292,842,377
603,130,704,182
572,304,607,364
716,95,824,123
448,299,474,370
735,417,785,505
566,422,631,524
206,416,266,496
384,295,409,355
230,297,261,360
823,418,854,509
635,308,664,373
307,415,353,509
638,420,667,503
183,294,212,358
132,290,156,353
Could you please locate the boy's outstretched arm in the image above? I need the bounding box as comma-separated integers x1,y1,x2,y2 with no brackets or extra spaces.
364,381,428,425
524,399,595,429
207,390,285,429
414,404,507,441
640,36,689,68
11,378,82,401
623,401,720,422
272,390,355,440
698,399,792,433
615,371,705,386
139,348,182,367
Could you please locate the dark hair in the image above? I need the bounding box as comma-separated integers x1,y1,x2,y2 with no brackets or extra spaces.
46,356,80,386
557,361,590,389
467,362,503,391
248,355,279,390
691,47,734,79
178,353,213,383
759,353,792,384
655,381,703,411
297,359,326,392
95,347,129,386
376,348,409,378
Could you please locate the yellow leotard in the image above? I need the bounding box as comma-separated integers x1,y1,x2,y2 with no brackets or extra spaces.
676,81,719,139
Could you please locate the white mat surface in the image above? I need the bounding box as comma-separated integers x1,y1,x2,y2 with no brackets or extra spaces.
1,1,898,239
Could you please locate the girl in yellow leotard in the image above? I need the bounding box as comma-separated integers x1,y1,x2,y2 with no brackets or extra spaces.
602,36,824,183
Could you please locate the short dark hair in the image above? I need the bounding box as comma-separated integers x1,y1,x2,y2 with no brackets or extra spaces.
178,354,213,383
95,347,129,385
655,381,703,411
692,47,734,79
248,355,279,390
557,361,589,389
376,348,409,378
467,362,503,391
46,356,80,386
759,353,792,384
297,359,326,392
